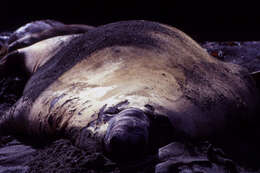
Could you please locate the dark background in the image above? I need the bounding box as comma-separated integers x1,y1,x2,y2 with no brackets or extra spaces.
1,1,259,41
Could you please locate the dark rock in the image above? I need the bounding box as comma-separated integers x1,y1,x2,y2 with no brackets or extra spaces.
0,165,29,173
0,137,36,173
158,142,185,162
155,142,241,173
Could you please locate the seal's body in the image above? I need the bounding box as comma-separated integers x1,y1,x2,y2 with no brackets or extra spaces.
1,21,259,160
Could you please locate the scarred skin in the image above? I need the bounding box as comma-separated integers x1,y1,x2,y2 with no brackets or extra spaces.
0,20,259,161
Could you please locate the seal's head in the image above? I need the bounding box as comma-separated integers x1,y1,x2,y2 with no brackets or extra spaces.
104,108,150,161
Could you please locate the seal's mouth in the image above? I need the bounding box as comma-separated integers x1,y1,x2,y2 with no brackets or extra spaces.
104,108,150,161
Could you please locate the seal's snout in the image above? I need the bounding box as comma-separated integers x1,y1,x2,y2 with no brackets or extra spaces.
104,108,150,161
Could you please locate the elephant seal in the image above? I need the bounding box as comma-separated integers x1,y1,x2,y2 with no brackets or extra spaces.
7,20,64,45
0,20,259,161
7,24,95,52
0,34,81,76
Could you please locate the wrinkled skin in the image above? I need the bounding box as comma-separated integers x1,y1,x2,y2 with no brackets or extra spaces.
104,108,150,160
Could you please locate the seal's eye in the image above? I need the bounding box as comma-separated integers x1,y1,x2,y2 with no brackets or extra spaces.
104,108,150,161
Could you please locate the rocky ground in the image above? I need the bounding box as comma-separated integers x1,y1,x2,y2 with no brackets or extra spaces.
1,35,260,172
201,41,260,73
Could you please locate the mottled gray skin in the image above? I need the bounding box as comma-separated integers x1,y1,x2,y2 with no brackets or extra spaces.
8,20,64,45
8,24,94,52
0,20,259,161
0,34,80,76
